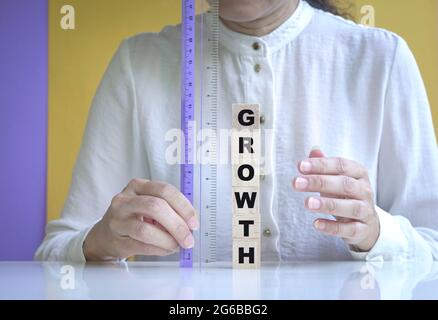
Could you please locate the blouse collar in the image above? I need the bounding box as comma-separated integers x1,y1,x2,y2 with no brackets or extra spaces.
219,0,314,57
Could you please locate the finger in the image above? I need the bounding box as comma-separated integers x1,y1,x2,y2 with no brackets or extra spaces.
118,237,177,258
308,147,334,198
124,195,194,249
119,219,180,252
309,146,325,158
298,157,368,179
293,175,371,200
305,196,371,221
124,179,198,230
142,217,167,233
314,219,368,241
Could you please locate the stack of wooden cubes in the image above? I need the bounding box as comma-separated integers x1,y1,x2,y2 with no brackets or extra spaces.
232,104,261,269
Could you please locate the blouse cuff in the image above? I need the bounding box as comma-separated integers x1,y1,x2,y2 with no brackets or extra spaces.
350,206,408,261
66,226,95,263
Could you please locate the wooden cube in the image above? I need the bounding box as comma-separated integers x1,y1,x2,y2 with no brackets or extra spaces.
232,187,260,215
232,162,260,187
232,104,260,130
232,213,260,238
231,129,261,165
232,238,260,269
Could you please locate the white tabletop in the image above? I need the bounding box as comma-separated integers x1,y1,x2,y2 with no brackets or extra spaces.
0,261,437,300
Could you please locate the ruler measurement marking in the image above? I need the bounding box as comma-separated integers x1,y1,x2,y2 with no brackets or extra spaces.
180,0,196,268
196,0,219,267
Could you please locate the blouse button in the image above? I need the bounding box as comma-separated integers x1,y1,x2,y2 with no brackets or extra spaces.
260,115,266,124
254,64,262,73
263,228,272,237
252,42,261,51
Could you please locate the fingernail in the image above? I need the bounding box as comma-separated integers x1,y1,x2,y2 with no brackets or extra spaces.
188,216,199,231
294,177,308,190
184,234,194,248
308,197,321,210
311,145,321,152
315,220,326,231
300,160,312,173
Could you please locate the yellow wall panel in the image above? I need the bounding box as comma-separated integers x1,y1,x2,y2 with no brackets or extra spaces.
48,0,438,221
354,0,438,137
48,0,184,221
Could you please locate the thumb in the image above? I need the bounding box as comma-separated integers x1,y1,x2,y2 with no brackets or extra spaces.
309,146,325,158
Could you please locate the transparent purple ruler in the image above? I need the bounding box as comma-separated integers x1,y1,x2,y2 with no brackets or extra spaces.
180,0,219,268
180,0,196,268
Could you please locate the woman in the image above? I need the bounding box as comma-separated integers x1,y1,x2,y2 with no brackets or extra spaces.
36,0,438,262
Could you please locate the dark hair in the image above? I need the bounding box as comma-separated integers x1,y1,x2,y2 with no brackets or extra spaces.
305,0,352,18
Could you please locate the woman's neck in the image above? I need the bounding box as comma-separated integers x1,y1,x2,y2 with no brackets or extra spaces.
221,0,300,37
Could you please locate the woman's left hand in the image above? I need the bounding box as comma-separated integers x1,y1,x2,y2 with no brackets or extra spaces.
292,149,380,252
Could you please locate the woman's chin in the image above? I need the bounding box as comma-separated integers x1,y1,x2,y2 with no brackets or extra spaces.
218,0,272,22
220,10,264,23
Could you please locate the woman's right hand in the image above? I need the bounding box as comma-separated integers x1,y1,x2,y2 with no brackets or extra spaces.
83,179,199,261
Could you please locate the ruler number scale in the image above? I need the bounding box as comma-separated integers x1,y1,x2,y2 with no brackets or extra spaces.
180,0,196,268
201,0,219,266
180,0,219,268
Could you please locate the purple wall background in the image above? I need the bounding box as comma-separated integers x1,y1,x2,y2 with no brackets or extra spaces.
0,0,48,260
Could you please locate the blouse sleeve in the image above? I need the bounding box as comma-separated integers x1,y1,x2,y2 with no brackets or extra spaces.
35,39,148,261
351,37,438,262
